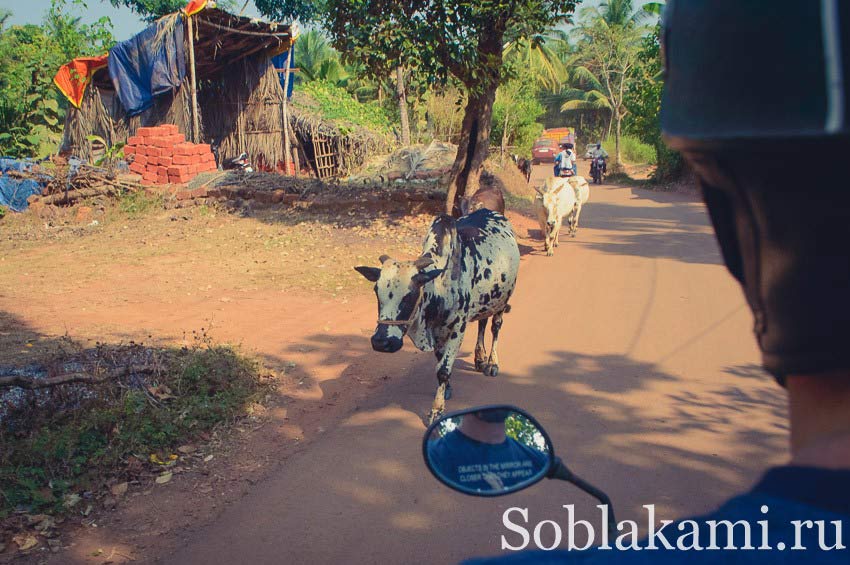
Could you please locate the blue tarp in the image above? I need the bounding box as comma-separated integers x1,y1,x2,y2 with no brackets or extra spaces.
0,159,44,212
108,18,187,117
272,44,295,99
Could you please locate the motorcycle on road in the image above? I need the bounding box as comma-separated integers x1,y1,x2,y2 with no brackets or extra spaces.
590,156,606,184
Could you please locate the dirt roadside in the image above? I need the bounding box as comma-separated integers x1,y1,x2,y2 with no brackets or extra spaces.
0,166,544,562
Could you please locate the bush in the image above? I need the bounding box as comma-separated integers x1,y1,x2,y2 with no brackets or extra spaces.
300,80,393,135
605,134,657,165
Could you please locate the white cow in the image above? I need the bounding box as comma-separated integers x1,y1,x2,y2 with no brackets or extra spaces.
535,176,591,256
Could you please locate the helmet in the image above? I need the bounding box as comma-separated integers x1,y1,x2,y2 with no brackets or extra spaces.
474,409,511,423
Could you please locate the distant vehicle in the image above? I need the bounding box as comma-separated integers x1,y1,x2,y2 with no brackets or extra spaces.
532,139,557,164
583,143,605,160
541,127,575,146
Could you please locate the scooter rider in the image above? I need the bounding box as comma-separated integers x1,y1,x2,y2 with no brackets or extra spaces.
467,1,850,562
553,144,570,177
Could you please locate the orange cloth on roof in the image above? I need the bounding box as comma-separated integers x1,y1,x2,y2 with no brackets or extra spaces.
52,55,109,108
184,0,208,16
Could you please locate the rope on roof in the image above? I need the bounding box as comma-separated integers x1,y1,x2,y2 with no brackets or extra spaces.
195,18,291,39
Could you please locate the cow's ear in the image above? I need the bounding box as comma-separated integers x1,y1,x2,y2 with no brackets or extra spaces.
354,266,381,282
413,269,444,286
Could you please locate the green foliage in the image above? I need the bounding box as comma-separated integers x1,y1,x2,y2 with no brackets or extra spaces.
0,340,268,516
87,135,126,171
294,29,350,87
492,74,545,157
623,18,683,181
107,0,185,19
604,134,656,164
118,190,163,218
300,80,392,135
0,1,113,158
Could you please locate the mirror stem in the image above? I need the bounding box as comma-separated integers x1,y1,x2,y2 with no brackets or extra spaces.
550,458,617,533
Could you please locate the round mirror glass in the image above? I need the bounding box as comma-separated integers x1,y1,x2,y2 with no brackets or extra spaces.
422,405,554,497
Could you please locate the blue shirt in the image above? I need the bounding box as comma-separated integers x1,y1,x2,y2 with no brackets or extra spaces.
465,467,850,563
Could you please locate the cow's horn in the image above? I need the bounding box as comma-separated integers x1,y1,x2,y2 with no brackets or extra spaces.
379,255,392,264
414,256,434,270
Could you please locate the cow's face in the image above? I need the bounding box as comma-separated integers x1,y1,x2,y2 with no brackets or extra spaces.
355,255,444,353
538,187,564,230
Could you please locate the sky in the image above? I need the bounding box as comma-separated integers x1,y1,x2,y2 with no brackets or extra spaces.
0,0,262,40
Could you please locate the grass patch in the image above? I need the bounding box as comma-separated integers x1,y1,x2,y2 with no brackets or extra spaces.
0,334,272,518
604,135,657,165
118,191,164,218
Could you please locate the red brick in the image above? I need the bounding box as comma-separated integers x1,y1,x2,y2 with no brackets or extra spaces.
196,144,211,155
167,165,189,176
155,166,168,176
137,127,157,137
134,154,148,166
168,134,186,145
161,124,179,135
130,161,146,174
159,146,173,157
150,136,170,148
141,178,154,186
127,136,142,146
159,156,173,167
202,152,215,163
174,143,195,156
123,145,137,156
142,171,157,181
172,154,192,165
147,147,161,158
169,172,191,184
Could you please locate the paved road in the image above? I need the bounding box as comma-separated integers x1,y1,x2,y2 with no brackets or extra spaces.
167,171,788,563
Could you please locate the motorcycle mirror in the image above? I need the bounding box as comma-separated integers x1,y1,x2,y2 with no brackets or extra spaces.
422,405,554,497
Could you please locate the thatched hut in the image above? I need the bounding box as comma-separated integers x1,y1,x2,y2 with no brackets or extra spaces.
57,5,301,173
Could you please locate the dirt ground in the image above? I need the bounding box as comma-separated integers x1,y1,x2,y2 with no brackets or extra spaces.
0,161,785,564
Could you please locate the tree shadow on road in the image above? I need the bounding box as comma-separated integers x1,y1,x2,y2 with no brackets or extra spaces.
213,330,788,562
577,199,723,266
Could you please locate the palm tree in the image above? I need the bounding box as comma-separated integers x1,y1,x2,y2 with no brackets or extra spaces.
559,64,615,137
585,0,662,28
503,30,569,92
565,17,643,167
294,29,349,86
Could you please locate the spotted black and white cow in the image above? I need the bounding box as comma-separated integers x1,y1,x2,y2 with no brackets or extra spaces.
355,209,520,423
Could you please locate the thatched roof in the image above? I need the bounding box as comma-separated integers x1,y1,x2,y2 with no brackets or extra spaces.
92,7,293,89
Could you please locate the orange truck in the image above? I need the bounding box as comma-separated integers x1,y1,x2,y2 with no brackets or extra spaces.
541,127,576,146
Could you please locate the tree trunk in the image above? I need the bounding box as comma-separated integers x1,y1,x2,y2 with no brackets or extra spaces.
396,67,411,146
606,110,614,141
500,109,510,164
445,86,498,216
615,111,623,167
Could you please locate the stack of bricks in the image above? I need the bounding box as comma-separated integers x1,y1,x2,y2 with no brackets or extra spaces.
124,125,217,187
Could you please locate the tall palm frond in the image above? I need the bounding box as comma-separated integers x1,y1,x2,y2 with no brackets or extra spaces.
503,31,569,91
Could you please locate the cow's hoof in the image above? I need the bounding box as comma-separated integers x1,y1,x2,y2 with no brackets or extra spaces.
484,364,499,377
443,385,453,401
475,359,486,372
